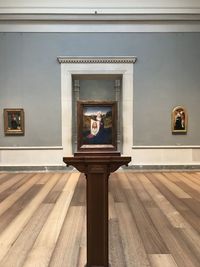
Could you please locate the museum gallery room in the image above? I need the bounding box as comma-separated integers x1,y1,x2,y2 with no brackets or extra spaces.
0,1,200,267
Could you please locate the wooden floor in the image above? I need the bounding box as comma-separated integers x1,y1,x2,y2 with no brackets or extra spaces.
0,171,199,267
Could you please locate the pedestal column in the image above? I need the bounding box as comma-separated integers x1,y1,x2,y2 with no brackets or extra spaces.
63,152,131,267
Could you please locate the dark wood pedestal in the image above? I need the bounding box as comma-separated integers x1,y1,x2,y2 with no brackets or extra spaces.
63,152,131,267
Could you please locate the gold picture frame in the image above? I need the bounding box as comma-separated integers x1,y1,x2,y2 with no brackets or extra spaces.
172,106,187,134
4,108,25,136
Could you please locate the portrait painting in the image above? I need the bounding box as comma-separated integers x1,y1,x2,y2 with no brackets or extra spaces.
4,108,24,135
77,101,117,151
172,106,187,134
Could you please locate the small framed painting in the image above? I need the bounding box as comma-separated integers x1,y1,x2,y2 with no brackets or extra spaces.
172,106,187,134
77,101,117,151
4,108,25,135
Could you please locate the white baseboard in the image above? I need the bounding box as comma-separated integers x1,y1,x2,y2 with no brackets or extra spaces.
1,147,200,166
130,147,200,165
0,147,70,166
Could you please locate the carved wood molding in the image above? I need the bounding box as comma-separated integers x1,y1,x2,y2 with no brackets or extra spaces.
57,56,137,64
63,155,131,173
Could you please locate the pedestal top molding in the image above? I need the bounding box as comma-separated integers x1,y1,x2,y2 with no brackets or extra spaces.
57,56,137,64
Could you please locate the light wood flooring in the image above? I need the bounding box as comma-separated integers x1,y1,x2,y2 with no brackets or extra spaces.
0,171,199,267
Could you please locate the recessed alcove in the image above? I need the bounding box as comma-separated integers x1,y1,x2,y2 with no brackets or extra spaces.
58,56,136,158
71,74,122,152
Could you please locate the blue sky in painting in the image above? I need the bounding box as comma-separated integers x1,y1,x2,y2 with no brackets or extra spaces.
83,106,112,116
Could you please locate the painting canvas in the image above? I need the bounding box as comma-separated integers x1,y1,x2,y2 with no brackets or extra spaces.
77,101,117,151
4,108,24,135
172,106,187,134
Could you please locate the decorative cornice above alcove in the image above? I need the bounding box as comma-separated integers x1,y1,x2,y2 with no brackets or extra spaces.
57,56,137,64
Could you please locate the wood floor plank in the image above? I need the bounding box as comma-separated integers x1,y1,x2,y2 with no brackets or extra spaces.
176,227,200,262
0,173,8,180
138,173,185,228
177,224,200,262
175,181,200,201
145,173,200,233
186,172,200,186
70,173,86,206
0,173,19,186
77,247,87,267
0,203,53,267
146,173,188,212
149,254,178,267
36,173,53,184
0,173,61,262
49,206,85,267
0,171,199,267
169,227,200,267
131,173,199,257
182,172,200,187
121,187,169,254
0,173,26,194
109,218,126,267
7,173,34,191
109,173,126,203
116,202,151,267
147,207,199,267
128,173,156,207
115,172,132,189
0,174,34,201
0,188,15,202
44,173,70,203
182,198,200,217
109,192,117,220
0,173,42,217
122,174,169,254
77,212,87,267
0,185,43,233
0,173,17,185
22,172,80,267
147,173,200,240
172,172,200,195
153,173,191,198
181,210,200,233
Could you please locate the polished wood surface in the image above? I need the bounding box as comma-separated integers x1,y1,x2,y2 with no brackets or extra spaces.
0,171,199,267
63,154,131,267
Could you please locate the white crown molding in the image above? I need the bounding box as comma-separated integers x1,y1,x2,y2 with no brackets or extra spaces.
1,0,200,15
1,14,200,21
57,56,137,64
1,10,200,33
0,8,200,14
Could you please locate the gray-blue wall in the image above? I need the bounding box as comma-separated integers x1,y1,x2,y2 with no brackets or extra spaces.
0,32,200,146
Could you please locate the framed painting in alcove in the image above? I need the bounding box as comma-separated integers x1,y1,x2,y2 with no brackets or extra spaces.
171,106,187,134
4,108,24,135
77,101,117,151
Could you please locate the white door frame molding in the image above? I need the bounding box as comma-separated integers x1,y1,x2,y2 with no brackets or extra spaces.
58,56,136,158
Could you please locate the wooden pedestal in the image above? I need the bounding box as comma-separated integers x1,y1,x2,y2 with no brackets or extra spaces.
63,152,131,267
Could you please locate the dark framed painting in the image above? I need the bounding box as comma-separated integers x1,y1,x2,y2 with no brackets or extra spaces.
172,106,187,134
4,108,24,136
77,101,117,151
